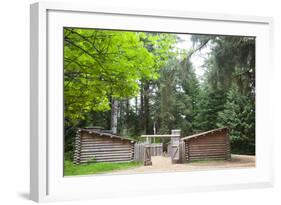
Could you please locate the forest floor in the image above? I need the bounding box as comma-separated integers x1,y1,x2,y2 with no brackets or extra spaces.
109,154,255,175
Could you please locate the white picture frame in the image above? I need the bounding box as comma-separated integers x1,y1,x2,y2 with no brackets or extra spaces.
30,1,274,202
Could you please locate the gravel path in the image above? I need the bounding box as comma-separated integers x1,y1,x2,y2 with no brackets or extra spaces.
110,154,255,175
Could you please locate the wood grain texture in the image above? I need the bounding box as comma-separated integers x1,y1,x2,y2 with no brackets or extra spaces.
74,130,135,164
184,128,231,162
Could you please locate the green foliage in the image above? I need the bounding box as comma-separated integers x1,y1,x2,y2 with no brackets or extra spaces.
191,35,255,154
152,56,200,136
203,36,255,94
217,85,255,154
64,28,178,159
194,87,226,131
64,30,256,160
64,160,142,176
64,28,159,125
64,127,76,161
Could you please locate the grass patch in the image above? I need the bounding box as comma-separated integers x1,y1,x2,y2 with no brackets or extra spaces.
64,160,142,176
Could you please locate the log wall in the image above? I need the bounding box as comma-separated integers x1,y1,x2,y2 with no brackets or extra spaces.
184,129,231,161
74,131,135,164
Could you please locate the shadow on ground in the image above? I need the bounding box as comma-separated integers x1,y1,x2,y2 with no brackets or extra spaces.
18,192,29,200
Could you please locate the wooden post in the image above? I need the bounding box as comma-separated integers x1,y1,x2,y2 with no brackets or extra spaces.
171,129,181,164
144,145,152,166
226,129,231,160
186,142,190,162
179,141,186,163
73,129,81,164
111,99,118,134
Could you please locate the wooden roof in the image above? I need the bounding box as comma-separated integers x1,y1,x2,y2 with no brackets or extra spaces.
78,128,136,142
181,127,229,141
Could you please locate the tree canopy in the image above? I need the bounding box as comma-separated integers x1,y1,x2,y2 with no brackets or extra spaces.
64,28,256,160
64,28,176,125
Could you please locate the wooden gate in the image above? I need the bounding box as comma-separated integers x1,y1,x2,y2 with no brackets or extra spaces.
169,141,186,163
134,143,152,166
170,130,185,163
144,145,152,166
150,143,163,156
171,139,180,163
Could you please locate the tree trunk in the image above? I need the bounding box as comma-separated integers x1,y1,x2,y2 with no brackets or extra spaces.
139,83,144,133
126,99,130,124
111,99,118,134
144,82,150,134
135,96,138,115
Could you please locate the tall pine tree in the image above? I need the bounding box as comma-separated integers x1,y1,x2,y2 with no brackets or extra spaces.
217,84,255,154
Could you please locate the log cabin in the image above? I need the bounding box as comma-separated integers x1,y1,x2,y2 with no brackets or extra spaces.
73,128,136,164
182,127,231,162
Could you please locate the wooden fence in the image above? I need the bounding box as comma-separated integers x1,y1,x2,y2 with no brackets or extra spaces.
134,143,146,162
134,143,163,165
150,143,163,156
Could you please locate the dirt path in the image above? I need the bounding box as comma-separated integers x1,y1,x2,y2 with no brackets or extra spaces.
111,154,255,175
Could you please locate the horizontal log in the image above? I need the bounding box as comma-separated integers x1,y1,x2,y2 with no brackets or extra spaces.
80,156,132,161
189,150,228,154
189,144,227,148
189,139,227,144
80,155,132,160
79,145,132,149
81,138,131,143
189,148,228,152
81,149,133,153
80,151,132,156
189,149,228,153
189,153,228,157
189,140,227,145
188,149,228,153
80,159,133,163
81,142,131,146
80,152,132,157
80,153,132,157
189,156,228,161
80,147,132,152
81,144,132,149
81,146,134,150
186,152,230,157
82,135,132,140
189,150,227,154
81,140,129,143
81,142,132,146
189,145,228,148
188,138,226,143
189,153,228,158
82,143,132,147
